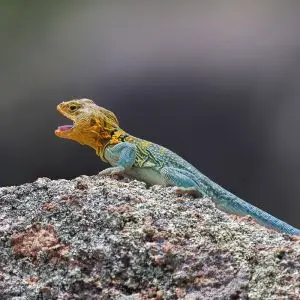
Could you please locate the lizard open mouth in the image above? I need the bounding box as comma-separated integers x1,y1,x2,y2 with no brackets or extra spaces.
55,105,75,137
55,123,74,137
55,103,76,136
56,125,74,132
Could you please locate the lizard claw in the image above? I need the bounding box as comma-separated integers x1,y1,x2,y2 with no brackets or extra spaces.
98,166,125,179
175,187,201,198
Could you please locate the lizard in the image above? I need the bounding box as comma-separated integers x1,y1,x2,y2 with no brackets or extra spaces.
55,98,300,235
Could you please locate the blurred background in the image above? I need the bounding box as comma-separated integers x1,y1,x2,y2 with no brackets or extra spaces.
2,1,300,226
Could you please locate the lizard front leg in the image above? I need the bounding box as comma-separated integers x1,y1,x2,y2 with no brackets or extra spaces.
99,142,137,176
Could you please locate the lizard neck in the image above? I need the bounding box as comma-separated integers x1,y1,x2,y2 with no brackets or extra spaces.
94,128,132,161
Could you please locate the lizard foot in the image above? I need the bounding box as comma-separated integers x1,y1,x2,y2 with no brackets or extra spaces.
175,187,201,198
98,166,125,180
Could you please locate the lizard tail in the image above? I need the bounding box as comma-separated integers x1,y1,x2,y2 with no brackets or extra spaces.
216,192,300,235
198,177,300,235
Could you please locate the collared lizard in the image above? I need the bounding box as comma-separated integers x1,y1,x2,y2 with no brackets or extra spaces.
55,98,300,235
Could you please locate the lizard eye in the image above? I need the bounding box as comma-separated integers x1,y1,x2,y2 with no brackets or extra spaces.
69,105,78,112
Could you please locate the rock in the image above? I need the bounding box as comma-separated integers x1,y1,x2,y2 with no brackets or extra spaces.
0,175,300,299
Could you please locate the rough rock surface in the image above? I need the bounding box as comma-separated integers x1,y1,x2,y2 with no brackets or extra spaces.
1,175,300,299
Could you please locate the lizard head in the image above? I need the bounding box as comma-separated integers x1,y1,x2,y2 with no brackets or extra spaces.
55,98,120,151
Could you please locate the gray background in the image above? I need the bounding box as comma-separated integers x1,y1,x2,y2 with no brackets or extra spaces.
2,1,300,227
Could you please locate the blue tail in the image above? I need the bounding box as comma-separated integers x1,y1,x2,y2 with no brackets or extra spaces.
198,175,300,235
215,190,300,235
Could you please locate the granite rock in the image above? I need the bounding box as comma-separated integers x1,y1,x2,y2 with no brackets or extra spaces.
0,175,300,299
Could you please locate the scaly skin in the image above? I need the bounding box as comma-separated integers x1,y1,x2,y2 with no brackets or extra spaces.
55,98,300,235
